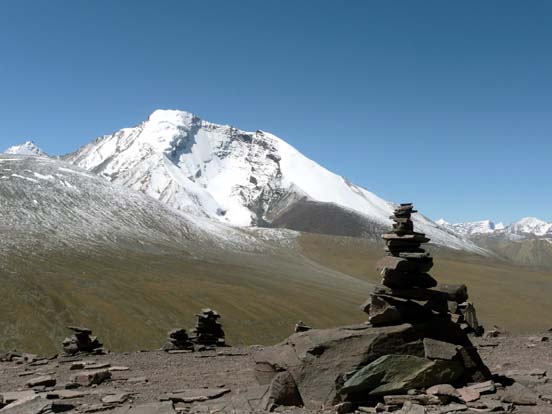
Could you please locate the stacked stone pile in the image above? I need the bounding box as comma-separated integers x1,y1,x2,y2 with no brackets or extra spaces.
363,203,483,335
294,321,312,333
254,203,492,411
162,328,194,352
62,326,105,355
190,309,226,348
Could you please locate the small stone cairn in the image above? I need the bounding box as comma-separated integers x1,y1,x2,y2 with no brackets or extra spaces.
162,328,194,352
189,309,226,348
363,203,482,334
294,321,312,333
62,326,105,355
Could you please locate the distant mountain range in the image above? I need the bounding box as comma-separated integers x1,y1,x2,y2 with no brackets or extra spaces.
436,218,552,239
3,110,549,255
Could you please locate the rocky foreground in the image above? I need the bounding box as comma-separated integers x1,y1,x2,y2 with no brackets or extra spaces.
0,331,550,414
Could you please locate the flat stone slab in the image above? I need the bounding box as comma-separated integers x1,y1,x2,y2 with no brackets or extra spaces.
70,369,111,386
160,388,231,403
1,390,36,404
102,393,132,404
109,366,130,372
26,375,56,388
500,382,538,405
46,389,87,399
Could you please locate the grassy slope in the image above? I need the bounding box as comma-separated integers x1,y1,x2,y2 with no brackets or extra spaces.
298,233,552,334
0,244,370,355
472,237,552,269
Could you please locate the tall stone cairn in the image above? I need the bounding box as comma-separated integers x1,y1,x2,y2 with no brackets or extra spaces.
190,308,226,348
363,203,471,326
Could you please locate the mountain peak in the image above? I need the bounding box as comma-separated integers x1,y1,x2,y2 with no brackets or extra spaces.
64,109,483,253
4,141,48,156
147,109,198,125
510,217,552,236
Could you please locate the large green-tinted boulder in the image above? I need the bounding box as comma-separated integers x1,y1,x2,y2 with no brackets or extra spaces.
340,354,464,397
254,317,490,408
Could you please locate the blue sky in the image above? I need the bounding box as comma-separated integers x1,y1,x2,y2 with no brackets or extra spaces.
1,1,551,224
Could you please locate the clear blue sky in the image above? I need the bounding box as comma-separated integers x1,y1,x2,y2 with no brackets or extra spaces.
1,1,551,224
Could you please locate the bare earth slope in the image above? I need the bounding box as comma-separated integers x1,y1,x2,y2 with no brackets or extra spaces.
0,155,371,354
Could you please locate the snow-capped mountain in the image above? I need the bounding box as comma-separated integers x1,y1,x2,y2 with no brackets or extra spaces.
4,141,47,157
437,217,552,239
509,217,552,237
435,219,505,236
0,154,267,254
64,109,481,252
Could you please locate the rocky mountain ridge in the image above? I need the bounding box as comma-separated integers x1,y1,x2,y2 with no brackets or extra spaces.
437,217,552,240
54,109,479,252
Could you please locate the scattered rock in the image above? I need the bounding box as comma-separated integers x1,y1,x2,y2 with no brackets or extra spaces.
398,402,426,414
0,395,52,414
1,391,36,405
500,382,538,405
384,394,443,405
262,371,303,410
70,369,112,386
85,362,111,370
160,388,230,403
467,397,510,412
483,327,501,339
26,375,56,388
426,384,460,399
70,362,85,370
81,403,114,413
46,389,86,399
456,386,480,403
334,401,353,413
465,380,495,395
102,393,131,404
109,366,130,372
439,403,467,413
